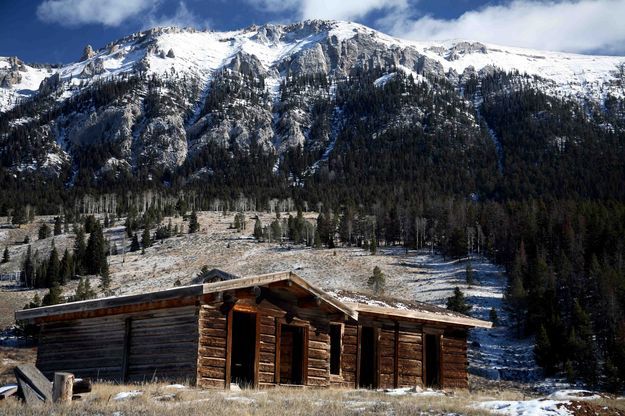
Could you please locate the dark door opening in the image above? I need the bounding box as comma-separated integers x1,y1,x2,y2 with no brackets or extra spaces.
358,326,377,388
279,324,305,385
424,334,441,388
329,324,342,375
230,311,257,387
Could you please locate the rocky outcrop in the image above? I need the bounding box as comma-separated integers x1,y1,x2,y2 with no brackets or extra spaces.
80,45,96,61
80,57,105,78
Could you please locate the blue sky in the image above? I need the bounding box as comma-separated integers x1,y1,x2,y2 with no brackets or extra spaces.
1,0,624,64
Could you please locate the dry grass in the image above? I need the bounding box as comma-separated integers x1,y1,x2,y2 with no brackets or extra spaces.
0,346,36,385
0,383,499,415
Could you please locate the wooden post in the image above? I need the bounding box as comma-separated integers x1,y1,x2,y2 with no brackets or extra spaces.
52,372,74,404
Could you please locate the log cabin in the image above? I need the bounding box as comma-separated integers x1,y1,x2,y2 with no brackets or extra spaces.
14,271,491,390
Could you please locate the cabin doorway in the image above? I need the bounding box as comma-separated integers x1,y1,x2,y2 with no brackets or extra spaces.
424,334,441,388
358,326,378,388
230,311,257,387
279,324,305,385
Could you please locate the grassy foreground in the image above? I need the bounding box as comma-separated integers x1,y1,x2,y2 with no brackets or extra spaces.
0,382,505,416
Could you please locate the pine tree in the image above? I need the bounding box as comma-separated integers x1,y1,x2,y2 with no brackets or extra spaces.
466,261,475,285
73,227,86,274
130,234,140,252
368,266,385,295
534,324,555,374
489,307,499,327
11,205,27,226
142,227,152,248
22,245,35,288
42,282,64,306
313,229,322,248
2,246,9,263
446,287,472,314
53,216,63,235
85,221,107,277
59,249,73,284
370,238,377,255
75,276,96,301
253,218,263,240
46,244,60,288
188,210,200,234
38,223,50,240
270,219,282,243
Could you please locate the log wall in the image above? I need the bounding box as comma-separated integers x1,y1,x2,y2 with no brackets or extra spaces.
37,305,199,383
441,329,468,389
336,319,471,390
196,297,332,388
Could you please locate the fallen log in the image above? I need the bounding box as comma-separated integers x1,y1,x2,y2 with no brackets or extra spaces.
72,379,92,394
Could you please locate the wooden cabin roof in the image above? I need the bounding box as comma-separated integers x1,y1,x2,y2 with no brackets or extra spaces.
14,272,491,329
14,271,358,323
330,290,492,329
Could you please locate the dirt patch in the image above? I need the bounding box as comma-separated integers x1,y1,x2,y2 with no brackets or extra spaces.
562,400,625,415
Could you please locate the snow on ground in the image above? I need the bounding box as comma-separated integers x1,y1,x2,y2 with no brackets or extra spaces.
476,398,572,416
113,390,143,401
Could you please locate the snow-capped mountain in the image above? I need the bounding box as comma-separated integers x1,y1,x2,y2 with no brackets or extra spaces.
2,21,623,113
1,20,624,194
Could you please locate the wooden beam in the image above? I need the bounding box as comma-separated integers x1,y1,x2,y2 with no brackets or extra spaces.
298,296,321,308
254,312,260,389
120,317,132,383
355,325,362,389
274,318,281,384
225,308,233,389
393,322,399,389
16,285,205,322
14,364,52,403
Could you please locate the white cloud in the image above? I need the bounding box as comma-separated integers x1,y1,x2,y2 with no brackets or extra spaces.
37,0,157,27
146,1,207,29
247,0,408,21
384,0,625,55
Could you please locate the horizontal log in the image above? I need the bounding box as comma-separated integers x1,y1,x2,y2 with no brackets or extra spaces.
307,368,329,378
342,344,357,355
379,374,394,389
306,376,329,387
197,377,226,388
398,334,422,344
200,337,227,348
308,340,328,350
259,362,274,373
198,346,226,358
398,344,422,359
259,352,275,363
380,357,394,369
198,367,225,379
259,372,274,383
260,324,275,335
442,370,467,379
442,354,466,364
343,335,357,345
309,332,329,343
308,348,329,360
260,341,276,353
307,358,328,369
200,328,227,338
260,334,275,344
343,326,358,336
199,357,226,368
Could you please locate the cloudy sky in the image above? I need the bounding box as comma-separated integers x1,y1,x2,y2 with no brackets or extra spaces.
0,0,624,63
